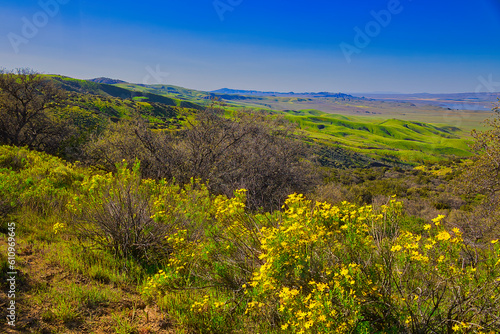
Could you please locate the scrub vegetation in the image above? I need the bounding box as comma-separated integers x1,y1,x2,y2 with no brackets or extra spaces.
0,69,499,333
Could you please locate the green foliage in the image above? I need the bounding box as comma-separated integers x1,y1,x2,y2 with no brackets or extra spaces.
141,190,500,333
33,281,119,324
0,145,83,216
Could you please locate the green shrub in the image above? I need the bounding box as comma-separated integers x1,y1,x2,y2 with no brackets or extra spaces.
0,145,83,216
69,161,173,264
143,191,500,333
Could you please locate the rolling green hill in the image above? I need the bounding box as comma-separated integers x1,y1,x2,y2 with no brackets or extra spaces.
282,111,472,164
43,76,477,165
48,75,205,111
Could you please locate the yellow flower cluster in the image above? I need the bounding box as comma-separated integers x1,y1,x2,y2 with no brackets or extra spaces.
243,193,394,333
213,189,247,220
142,269,168,296
52,222,65,234
191,295,210,313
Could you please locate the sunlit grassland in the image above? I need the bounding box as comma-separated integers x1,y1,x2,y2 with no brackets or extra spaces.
282,111,473,163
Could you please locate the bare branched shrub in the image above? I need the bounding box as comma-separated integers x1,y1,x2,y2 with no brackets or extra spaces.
85,108,319,210
0,68,72,155
83,119,162,174
453,104,500,241
72,163,172,263
313,182,355,204
403,197,446,222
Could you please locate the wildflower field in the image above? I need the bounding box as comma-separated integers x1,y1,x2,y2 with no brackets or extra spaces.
1,145,499,333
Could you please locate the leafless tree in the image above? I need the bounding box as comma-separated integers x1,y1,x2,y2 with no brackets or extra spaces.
453,103,500,240
85,108,319,210
0,68,69,153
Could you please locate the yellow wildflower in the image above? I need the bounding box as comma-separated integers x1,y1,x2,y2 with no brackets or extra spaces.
432,214,445,225
391,245,402,252
436,231,451,241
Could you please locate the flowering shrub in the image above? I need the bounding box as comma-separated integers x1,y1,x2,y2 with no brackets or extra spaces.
143,188,260,295
68,161,176,263
244,194,391,332
141,188,500,333
0,145,82,216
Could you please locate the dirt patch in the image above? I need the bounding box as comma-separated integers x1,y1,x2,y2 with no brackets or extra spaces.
0,237,175,333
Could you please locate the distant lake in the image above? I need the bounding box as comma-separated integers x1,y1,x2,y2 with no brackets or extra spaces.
439,103,493,111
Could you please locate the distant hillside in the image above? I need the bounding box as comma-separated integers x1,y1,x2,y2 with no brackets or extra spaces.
89,77,127,85
47,76,204,110
283,110,472,164
212,88,357,99
37,74,477,165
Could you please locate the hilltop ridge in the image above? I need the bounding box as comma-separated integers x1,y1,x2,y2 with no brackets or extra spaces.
88,77,128,85
212,88,358,99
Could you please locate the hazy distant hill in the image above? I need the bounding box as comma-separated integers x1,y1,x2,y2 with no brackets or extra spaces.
358,92,500,111
89,77,128,85
212,88,357,99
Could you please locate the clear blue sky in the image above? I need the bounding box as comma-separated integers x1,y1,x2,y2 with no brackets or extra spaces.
1,0,500,93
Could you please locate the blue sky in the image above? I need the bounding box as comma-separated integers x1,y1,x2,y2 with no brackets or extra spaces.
1,0,500,93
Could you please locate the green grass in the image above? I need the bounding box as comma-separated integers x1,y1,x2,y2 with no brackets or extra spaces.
112,311,139,334
282,111,472,163
32,281,120,324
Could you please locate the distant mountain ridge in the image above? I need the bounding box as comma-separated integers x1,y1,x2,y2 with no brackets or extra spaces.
89,77,128,85
211,88,357,99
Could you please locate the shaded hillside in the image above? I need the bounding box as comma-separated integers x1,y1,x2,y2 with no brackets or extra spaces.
48,76,204,110
88,77,127,85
